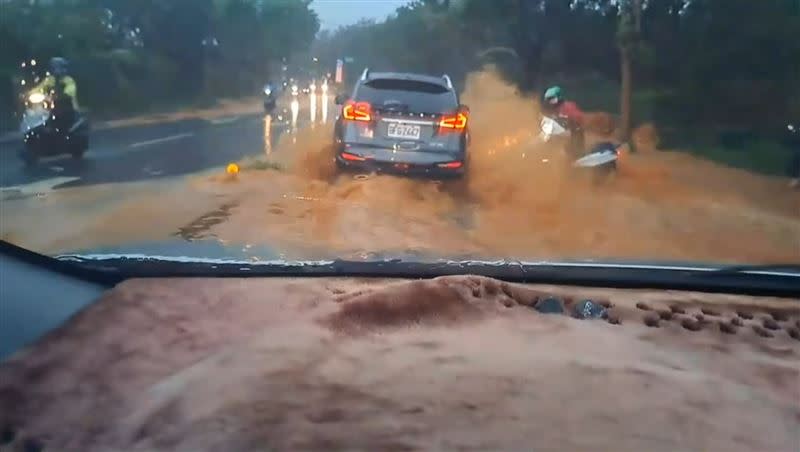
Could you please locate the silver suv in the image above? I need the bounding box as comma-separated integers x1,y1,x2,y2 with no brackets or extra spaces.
333,69,469,178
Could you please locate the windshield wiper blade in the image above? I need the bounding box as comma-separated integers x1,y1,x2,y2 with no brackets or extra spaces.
704,263,800,276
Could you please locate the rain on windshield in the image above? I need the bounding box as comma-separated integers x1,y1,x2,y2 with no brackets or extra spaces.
1,0,798,265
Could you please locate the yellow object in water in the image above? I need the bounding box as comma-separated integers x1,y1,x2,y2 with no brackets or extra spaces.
226,163,240,175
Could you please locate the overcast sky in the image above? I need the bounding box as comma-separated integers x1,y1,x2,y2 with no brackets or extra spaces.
312,0,411,30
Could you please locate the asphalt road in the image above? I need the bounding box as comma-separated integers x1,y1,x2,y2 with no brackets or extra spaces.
0,105,321,191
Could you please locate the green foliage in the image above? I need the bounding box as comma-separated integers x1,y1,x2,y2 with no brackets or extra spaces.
643,0,800,131
0,0,319,124
314,0,798,128
687,140,792,177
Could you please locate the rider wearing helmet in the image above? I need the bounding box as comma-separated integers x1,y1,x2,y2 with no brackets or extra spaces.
543,86,584,127
543,85,586,157
34,57,79,111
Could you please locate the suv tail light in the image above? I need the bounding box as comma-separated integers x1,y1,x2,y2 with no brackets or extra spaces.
437,161,463,169
343,101,372,122
340,151,365,161
439,112,468,131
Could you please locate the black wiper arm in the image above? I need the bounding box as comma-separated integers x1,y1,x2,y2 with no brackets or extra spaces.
704,263,800,276
39,250,800,298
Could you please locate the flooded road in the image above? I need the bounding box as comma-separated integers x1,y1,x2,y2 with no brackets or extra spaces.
1,70,798,264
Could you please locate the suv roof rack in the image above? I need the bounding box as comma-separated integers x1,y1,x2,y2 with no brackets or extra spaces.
442,74,453,90
360,67,370,81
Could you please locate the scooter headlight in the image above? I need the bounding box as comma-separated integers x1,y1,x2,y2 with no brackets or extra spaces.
540,118,554,141
28,92,46,104
541,119,554,135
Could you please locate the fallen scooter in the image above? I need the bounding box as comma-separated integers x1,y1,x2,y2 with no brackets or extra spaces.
19,91,89,166
539,114,622,183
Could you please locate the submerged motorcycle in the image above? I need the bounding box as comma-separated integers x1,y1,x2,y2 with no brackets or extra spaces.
19,91,89,165
539,114,621,182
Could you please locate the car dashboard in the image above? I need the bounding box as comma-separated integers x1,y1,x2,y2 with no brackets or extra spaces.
0,245,799,451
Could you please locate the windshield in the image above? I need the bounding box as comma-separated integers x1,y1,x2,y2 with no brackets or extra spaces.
356,79,458,113
1,0,798,268
2,2,800,451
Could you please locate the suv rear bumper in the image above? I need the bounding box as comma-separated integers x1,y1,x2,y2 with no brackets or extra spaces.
335,146,466,178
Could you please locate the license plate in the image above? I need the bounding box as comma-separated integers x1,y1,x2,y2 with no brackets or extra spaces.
387,123,421,140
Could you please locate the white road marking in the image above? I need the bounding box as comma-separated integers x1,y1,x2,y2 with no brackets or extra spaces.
1,176,81,199
32,155,69,163
129,133,193,148
85,118,283,159
210,116,240,125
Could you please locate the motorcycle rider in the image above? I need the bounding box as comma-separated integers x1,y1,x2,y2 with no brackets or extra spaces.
263,80,277,112
34,57,79,110
543,86,584,124
21,57,88,163
33,57,80,131
542,86,585,158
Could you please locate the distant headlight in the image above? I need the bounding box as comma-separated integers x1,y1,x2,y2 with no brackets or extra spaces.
28,92,46,104
789,124,796,132
264,88,272,96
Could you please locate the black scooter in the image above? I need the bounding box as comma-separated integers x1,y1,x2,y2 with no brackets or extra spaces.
19,91,89,166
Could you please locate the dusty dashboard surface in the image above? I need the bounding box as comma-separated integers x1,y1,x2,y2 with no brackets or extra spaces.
0,276,798,452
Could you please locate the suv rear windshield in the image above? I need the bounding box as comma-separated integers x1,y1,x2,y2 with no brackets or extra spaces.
355,79,458,114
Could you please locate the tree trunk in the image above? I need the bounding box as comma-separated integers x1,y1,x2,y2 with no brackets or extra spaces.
617,0,641,145
619,49,632,142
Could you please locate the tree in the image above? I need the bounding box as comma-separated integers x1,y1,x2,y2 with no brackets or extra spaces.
617,0,642,144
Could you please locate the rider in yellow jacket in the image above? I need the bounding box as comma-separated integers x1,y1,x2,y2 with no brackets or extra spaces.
33,57,79,110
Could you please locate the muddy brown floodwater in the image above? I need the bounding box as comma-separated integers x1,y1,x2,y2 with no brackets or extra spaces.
1,69,799,263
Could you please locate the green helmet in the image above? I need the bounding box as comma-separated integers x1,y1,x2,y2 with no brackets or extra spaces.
543,86,563,105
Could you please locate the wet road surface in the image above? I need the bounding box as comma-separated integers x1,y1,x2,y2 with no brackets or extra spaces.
0,112,292,190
